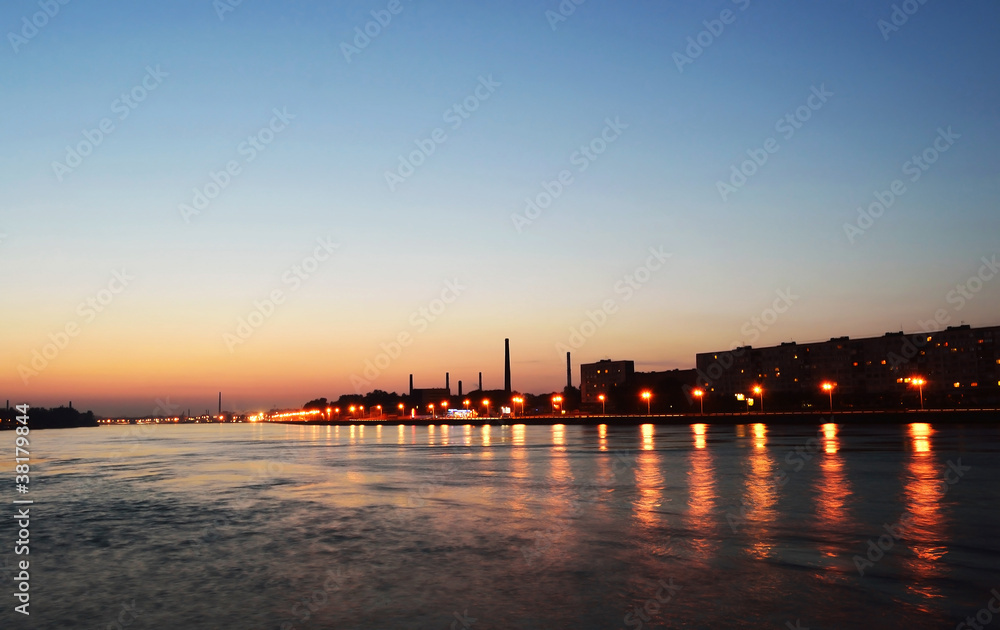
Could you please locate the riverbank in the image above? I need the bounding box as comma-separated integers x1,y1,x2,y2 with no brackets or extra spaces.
271,407,1000,426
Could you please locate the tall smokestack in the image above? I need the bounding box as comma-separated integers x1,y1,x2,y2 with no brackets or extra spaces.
479,372,483,391
446,372,450,393
504,338,511,394
218,392,221,415
566,352,572,390
409,374,413,396
458,380,463,397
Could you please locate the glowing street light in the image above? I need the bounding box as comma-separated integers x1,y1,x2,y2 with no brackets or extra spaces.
598,393,606,415
482,399,490,417
753,385,764,413
376,404,382,417
693,389,704,415
512,396,524,417
326,406,332,420
463,399,471,410
398,402,405,415
911,377,926,410
641,391,652,415
551,395,563,414
822,382,835,412
428,403,435,418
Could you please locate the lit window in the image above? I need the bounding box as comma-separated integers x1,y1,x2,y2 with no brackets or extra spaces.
954,382,960,388
972,383,978,387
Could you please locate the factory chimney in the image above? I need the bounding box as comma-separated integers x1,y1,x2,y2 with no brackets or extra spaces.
446,372,450,394
458,381,463,397
566,352,572,390
504,338,511,394
409,374,413,396
479,372,483,391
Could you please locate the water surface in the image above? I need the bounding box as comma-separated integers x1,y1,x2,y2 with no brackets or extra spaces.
2,420,999,629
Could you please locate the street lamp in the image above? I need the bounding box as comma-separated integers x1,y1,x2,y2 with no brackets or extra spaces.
693,389,704,415
428,403,435,418
598,394,606,415
641,391,652,415
753,386,764,413
376,405,382,417
463,399,471,410
512,396,524,417
482,399,490,417
822,382,835,413
911,377,926,410
398,403,405,416
552,395,563,414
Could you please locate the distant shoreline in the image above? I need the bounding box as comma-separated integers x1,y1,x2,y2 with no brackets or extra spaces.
269,408,1000,426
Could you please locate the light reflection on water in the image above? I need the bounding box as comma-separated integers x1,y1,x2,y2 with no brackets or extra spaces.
4,420,999,629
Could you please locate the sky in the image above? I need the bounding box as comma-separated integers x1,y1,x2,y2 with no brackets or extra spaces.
2,0,999,416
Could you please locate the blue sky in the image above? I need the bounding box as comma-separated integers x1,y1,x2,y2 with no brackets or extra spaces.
2,0,999,415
